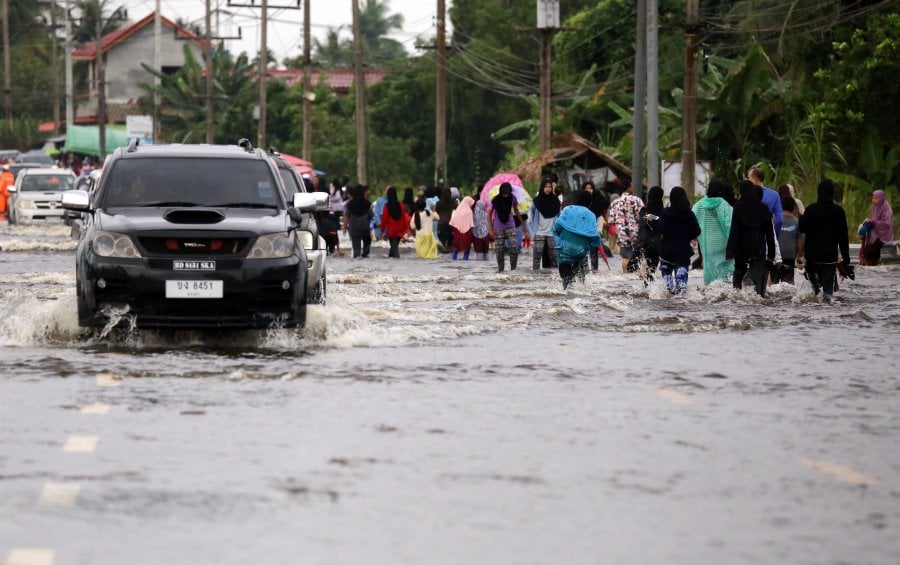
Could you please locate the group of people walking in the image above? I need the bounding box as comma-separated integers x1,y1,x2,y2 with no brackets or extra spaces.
319,169,893,303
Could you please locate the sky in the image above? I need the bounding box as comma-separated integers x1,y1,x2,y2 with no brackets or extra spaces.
121,0,447,64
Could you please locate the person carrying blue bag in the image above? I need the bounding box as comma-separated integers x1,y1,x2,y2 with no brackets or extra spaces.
553,189,603,289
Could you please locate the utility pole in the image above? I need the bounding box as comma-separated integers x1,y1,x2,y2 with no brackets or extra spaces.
95,0,106,161
434,0,447,184
647,0,659,189
681,0,699,196
351,0,368,185
257,0,268,148
537,0,559,153
302,0,311,160
205,0,214,143
631,0,647,198
154,0,160,142
2,0,11,124
51,0,60,136
65,0,73,134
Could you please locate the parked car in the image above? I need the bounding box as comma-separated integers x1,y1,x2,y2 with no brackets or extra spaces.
7,168,77,224
62,139,325,329
268,151,328,304
18,150,56,167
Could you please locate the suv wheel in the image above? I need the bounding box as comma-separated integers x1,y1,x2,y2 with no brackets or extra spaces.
309,273,326,305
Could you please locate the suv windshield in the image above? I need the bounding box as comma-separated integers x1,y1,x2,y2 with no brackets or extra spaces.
20,174,75,192
100,158,282,208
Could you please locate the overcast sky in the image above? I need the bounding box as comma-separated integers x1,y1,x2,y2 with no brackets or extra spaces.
122,0,446,63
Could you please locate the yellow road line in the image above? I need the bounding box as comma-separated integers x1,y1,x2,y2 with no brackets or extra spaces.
37,483,80,507
80,403,110,415
801,458,880,486
62,436,98,453
3,548,55,565
653,388,695,405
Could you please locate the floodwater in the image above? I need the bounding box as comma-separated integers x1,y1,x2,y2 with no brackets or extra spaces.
1,223,899,565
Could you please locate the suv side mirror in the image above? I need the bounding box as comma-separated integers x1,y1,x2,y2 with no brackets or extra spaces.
293,192,327,212
62,190,91,211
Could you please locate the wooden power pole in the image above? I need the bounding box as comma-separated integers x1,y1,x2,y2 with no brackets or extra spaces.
352,0,368,185
434,0,447,184
302,0,312,161
51,0,60,135
1,0,9,124
632,0,646,196
95,0,106,161
205,0,214,143
257,0,268,148
537,0,559,153
681,0,700,196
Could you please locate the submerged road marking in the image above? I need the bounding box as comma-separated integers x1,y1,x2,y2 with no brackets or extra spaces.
95,372,122,387
80,403,110,415
802,458,880,486
37,483,80,507
3,548,55,565
62,436,98,453
653,388,695,405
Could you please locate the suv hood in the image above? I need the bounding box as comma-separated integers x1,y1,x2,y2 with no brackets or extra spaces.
96,207,289,234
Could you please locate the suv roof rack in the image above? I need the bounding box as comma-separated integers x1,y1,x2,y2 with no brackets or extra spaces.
238,138,254,152
126,137,140,152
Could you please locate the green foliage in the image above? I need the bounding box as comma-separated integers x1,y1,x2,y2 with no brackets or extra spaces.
0,119,41,151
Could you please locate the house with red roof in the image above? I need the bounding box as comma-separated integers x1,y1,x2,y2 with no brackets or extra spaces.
71,13,207,125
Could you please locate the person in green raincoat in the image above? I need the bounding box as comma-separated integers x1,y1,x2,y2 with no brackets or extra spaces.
692,178,734,284
553,190,603,289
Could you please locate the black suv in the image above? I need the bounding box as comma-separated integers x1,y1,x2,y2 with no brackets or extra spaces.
62,139,326,329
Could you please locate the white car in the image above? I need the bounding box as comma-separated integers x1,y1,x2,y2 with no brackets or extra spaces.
8,168,77,224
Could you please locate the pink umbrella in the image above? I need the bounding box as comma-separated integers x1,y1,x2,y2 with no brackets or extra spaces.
480,173,532,214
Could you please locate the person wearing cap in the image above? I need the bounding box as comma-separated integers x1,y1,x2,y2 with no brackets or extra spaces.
0,164,14,219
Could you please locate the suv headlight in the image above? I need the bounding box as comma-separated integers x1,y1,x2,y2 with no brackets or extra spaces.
296,230,315,251
248,233,296,259
92,231,143,258
16,199,36,210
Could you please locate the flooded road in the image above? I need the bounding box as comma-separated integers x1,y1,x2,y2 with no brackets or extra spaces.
1,223,899,564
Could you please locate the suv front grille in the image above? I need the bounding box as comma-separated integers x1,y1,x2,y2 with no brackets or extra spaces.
138,237,249,255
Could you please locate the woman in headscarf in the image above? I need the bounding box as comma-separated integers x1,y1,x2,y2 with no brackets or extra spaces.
488,182,529,272
402,187,416,216
581,180,609,270
529,177,561,270
342,184,373,259
726,180,776,296
553,190,602,289
409,197,438,259
651,186,702,297
860,189,894,266
635,185,665,284
448,196,476,260
692,178,734,285
380,186,410,258
471,199,491,261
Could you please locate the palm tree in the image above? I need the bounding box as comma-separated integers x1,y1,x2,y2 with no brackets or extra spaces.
359,0,406,65
313,27,353,68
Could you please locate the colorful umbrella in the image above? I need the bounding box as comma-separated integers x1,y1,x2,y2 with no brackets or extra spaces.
480,173,532,215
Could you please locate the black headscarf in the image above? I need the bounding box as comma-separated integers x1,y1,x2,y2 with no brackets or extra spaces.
491,182,514,223
733,180,770,227
533,179,561,219
583,181,608,218
644,185,664,215
385,186,403,220
403,187,415,213
435,185,454,217
346,184,371,217
816,179,835,203
669,186,691,211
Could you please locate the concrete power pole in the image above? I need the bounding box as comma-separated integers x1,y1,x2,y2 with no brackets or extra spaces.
434,0,447,184
257,0,268,148
51,1,60,135
631,0,647,198
205,0,214,143
95,0,106,161
2,0,11,124
647,0,659,189
65,0,73,134
537,0,559,153
681,0,700,196
154,0,160,142
351,0,368,185
302,0,311,161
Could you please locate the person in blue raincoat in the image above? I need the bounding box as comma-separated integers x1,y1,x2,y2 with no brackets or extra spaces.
553,190,603,289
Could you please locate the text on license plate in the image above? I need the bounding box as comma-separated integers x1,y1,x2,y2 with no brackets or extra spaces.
165,280,223,299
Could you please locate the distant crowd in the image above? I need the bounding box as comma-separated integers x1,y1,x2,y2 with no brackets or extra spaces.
310,167,894,303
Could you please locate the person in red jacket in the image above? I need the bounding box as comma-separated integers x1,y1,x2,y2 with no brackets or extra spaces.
380,186,410,258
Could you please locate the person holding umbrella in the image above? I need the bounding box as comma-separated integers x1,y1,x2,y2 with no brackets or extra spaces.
488,182,530,272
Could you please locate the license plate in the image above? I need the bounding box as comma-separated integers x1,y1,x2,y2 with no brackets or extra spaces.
173,260,216,271
165,280,223,299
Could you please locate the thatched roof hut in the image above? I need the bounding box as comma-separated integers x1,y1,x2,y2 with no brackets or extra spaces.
514,133,637,188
